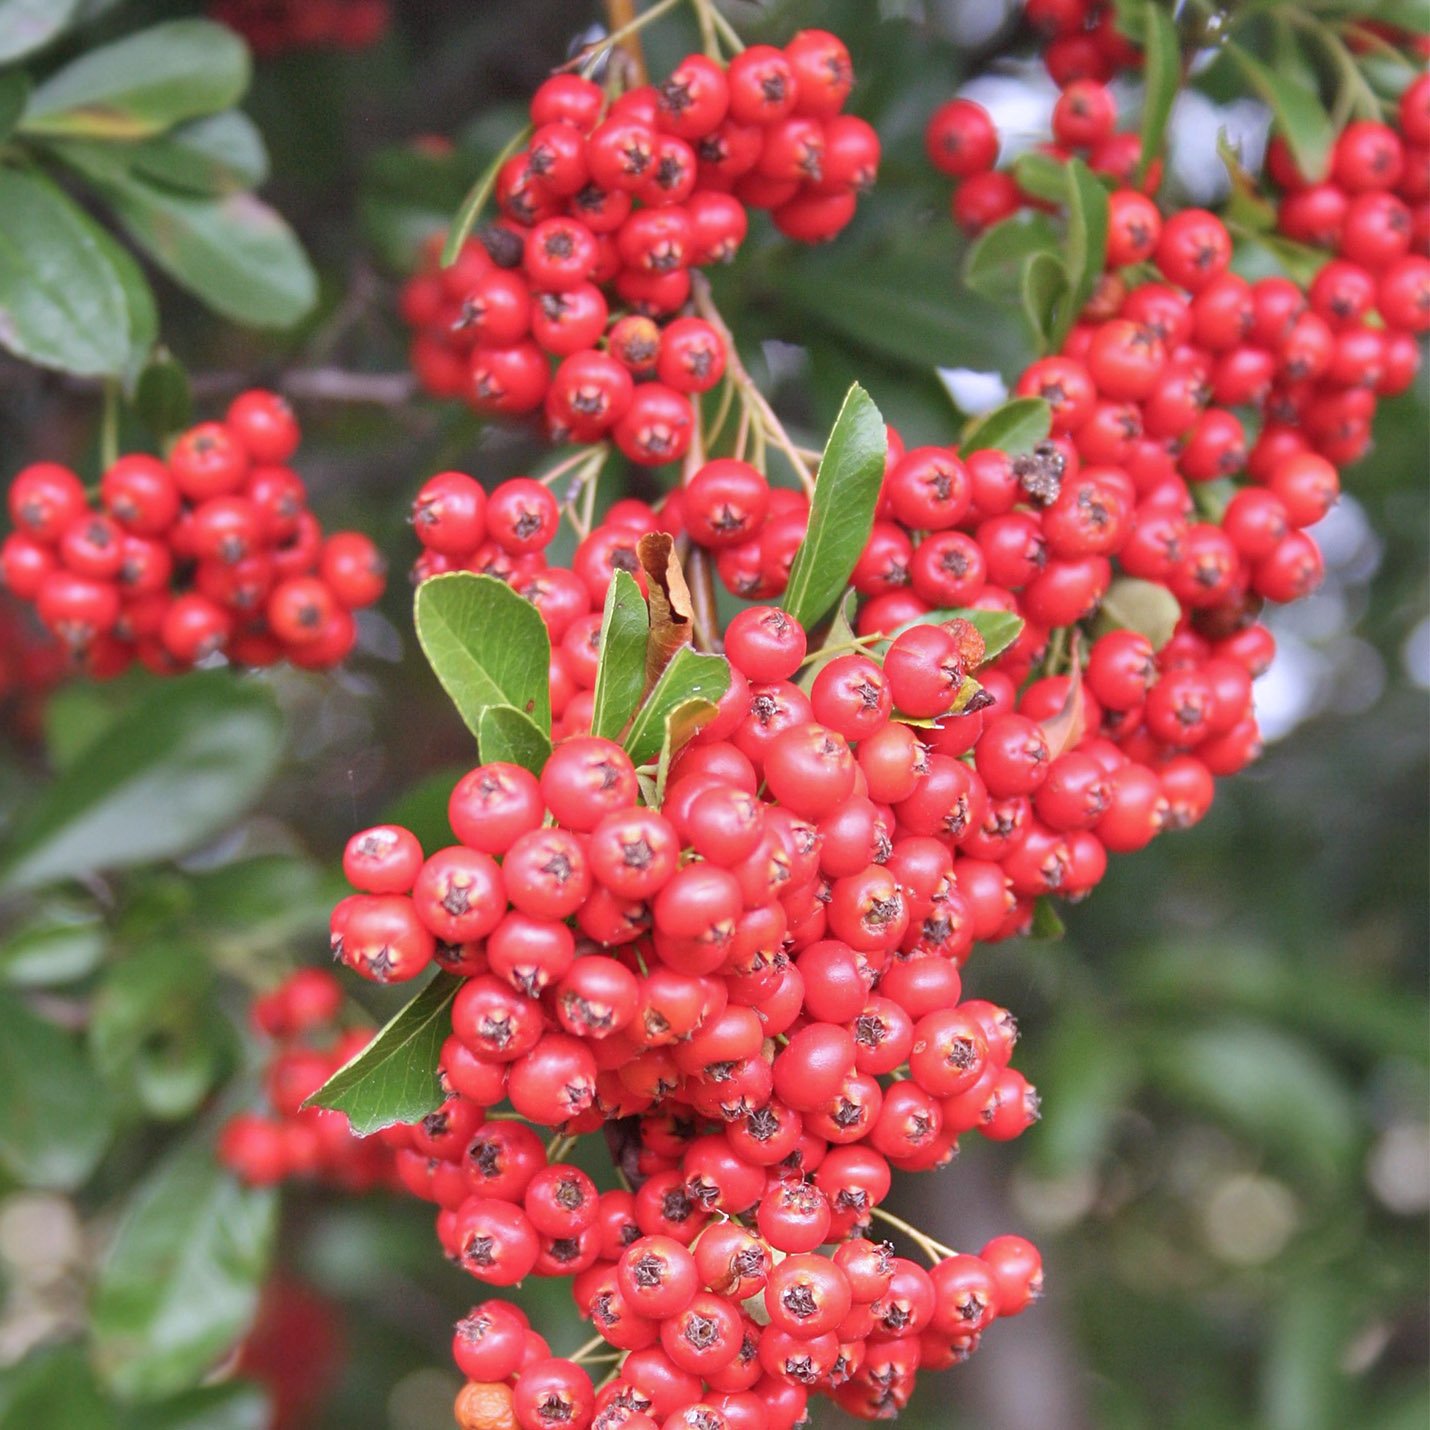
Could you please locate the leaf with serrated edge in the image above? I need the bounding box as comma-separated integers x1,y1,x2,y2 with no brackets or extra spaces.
624,647,731,768
478,704,552,776
304,973,462,1135
415,572,552,740
782,383,887,630
960,397,1051,457
591,569,650,740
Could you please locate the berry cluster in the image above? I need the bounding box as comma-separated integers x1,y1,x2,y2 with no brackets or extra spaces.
220,969,398,1192
209,0,389,56
318,644,1043,1421
399,31,878,459
1,391,387,675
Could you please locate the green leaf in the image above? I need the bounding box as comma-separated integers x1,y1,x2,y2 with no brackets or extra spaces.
90,1132,277,1402
132,349,192,438
0,1345,116,1430
0,0,80,64
797,591,858,693
0,899,106,987
414,572,552,741
1137,3,1180,185
130,1384,269,1430
960,396,1051,456
963,212,1060,303
882,607,1025,664
91,220,159,387
0,995,114,1189
1228,43,1335,184
590,570,650,742
441,123,533,266
126,111,269,195
0,167,132,377
1029,1015,1139,1178
624,646,732,768
1054,157,1110,348
0,69,30,140
1021,250,1066,352
304,972,461,1135
781,383,887,630
23,20,250,139
90,945,229,1122
1030,895,1066,940
58,148,315,329
1095,576,1182,649
1011,150,1067,205
0,674,283,895
478,703,552,775
654,697,718,805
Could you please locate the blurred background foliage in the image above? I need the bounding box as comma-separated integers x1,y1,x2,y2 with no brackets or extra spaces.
0,1,1425,1428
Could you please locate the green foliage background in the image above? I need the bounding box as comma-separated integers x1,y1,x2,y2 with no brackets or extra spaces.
0,2,1425,1427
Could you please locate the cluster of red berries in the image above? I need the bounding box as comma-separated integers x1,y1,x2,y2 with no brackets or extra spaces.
1022,0,1145,87
220,969,398,1192
399,31,878,458
209,0,389,56
0,391,387,676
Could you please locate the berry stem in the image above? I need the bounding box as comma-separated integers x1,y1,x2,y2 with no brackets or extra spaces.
564,0,682,78
869,1205,957,1263
538,444,606,489
569,1332,615,1365
682,407,723,655
692,273,817,497
695,0,746,55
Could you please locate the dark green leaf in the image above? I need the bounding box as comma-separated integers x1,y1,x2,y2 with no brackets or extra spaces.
797,591,857,693
133,350,191,438
1054,158,1110,348
441,122,532,266
304,972,461,1135
90,1132,277,1401
590,569,650,742
23,20,249,139
0,899,106,987
1095,576,1182,649
781,383,887,630
963,212,1060,303
478,703,552,775
0,167,131,377
0,674,283,894
60,150,315,329
1217,128,1278,234
91,221,159,387
653,696,718,805
187,854,336,948
0,0,80,64
884,608,1025,665
414,572,552,740
0,69,30,140
0,1345,116,1430
624,646,732,768
1021,250,1066,351
1228,43,1335,184
1011,150,1067,205
1030,896,1067,940
1137,3,1181,185
0,995,114,1189
960,396,1051,456
126,111,269,195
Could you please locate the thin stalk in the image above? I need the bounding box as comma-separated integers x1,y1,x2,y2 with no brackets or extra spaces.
563,0,682,77
869,1205,956,1263
683,396,722,653
538,444,605,488
99,380,120,470
698,0,746,55
704,373,737,451
569,1333,613,1364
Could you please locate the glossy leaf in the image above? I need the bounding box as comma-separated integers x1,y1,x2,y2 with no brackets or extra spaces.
590,570,650,741
0,167,132,377
654,697,718,805
90,1132,277,1401
624,646,732,768
1096,576,1182,650
0,1345,115,1429
1011,151,1066,205
23,20,249,139
1228,43,1334,184
414,572,552,740
1021,250,1066,351
0,69,30,140
478,704,552,776
127,111,269,194
90,219,159,387
0,900,106,987
0,674,282,894
132,350,192,438
960,396,1051,456
797,591,858,693
884,607,1025,665
135,1384,269,1430
0,995,113,1190
1136,3,1180,185
963,212,1060,303
0,0,79,64
1054,158,1110,348
781,382,887,630
304,972,462,1135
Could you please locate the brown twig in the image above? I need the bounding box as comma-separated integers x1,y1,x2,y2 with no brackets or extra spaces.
604,0,649,85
